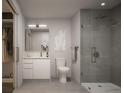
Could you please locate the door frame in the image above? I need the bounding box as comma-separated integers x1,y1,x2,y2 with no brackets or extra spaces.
6,0,18,88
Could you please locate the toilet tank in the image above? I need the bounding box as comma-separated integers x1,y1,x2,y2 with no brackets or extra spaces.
56,58,65,68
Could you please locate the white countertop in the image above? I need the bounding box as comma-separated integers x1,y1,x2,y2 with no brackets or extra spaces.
23,57,50,59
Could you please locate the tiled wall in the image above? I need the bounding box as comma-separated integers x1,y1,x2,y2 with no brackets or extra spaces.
111,5,121,86
80,5,121,86
80,10,112,82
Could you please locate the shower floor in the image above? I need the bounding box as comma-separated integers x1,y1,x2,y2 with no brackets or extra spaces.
81,83,121,93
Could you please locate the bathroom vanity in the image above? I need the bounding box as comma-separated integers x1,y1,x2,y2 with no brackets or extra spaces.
23,27,50,80
22,57,50,79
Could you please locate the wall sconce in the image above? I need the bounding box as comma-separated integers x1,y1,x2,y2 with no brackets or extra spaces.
28,24,48,29
39,24,47,28
28,24,36,28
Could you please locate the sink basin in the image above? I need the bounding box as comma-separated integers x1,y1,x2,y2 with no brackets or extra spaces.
23,56,50,59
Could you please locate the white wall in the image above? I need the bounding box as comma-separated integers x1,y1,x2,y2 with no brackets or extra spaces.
12,0,25,88
16,13,25,87
25,19,72,78
71,11,81,83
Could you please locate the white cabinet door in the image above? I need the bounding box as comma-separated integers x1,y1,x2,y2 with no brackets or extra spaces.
40,60,50,79
33,59,50,79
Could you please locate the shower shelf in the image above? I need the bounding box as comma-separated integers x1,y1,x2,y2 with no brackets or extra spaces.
2,19,13,23
2,78,13,83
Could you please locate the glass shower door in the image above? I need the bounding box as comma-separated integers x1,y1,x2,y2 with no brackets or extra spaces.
80,10,111,83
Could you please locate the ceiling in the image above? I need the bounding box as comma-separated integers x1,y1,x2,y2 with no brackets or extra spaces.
17,0,121,19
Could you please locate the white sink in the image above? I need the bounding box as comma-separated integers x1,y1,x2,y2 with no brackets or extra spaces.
23,56,50,59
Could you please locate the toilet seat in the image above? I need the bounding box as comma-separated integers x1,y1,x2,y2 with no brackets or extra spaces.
58,66,70,72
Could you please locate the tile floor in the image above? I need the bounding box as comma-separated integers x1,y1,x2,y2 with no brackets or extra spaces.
12,79,89,93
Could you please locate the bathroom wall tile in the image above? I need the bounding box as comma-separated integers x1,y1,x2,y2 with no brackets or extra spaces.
111,5,121,86
80,10,112,83
80,6,121,86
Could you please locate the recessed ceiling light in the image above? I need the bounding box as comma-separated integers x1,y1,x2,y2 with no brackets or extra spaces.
101,2,106,6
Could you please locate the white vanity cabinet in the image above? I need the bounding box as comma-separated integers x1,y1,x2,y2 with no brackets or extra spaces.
22,58,50,79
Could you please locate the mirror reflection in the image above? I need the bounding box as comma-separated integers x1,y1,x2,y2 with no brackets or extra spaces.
25,28,49,54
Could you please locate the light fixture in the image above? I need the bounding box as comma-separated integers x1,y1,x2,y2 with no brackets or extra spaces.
28,24,36,28
28,24,48,28
101,2,106,6
39,24,47,28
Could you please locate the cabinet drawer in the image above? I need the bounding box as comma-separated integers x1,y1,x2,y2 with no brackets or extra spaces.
23,59,32,63
23,63,33,69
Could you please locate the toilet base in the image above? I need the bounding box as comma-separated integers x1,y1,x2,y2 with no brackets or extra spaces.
58,66,70,84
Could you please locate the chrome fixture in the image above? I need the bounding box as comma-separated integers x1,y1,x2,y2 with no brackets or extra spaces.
91,47,99,63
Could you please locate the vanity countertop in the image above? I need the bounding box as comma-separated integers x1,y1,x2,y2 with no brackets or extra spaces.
23,57,50,59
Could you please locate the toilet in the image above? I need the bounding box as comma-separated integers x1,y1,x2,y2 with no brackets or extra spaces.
56,58,70,83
